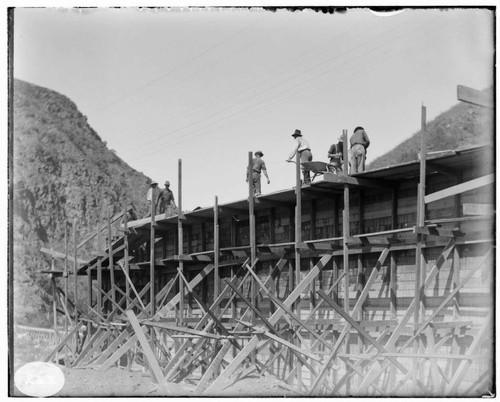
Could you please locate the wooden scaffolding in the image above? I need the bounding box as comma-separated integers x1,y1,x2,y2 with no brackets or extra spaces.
41,95,494,395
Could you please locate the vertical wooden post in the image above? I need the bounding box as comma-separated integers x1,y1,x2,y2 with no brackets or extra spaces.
96,221,103,315
288,206,294,297
414,104,427,386
248,152,257,316
73,219,78,318
452,248,460,318
178,159,184,324
294,149,302,314
214,196,220,316
332,195,338,237
342,128,351,392
64,221,68,334
107,211,115,306
150,188,156,317
51,254,58,341
124,210,130,308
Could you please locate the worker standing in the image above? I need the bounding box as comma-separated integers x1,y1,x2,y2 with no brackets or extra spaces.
327,135,344,173
286,129,313,184
349,126,370,173
145,181,161,217
247,151,270,196
158,180,177,217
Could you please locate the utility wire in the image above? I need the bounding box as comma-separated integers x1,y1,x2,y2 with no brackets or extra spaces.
119,15,429,157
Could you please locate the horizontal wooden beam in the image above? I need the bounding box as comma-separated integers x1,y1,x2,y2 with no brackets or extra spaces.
425,174,494,204
40,247,88,265
457,84,493,108
413,226,464,238
323,173,395,189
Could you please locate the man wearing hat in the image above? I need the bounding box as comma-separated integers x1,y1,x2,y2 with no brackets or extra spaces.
286,129,313,184
158,180,177,217
327,134,344,173
349,126,370,173
247,150,270,196
145,181,161,217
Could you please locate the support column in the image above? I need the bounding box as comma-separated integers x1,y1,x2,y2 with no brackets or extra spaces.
342,128,351,392
124,210,130,308
73,219,78,319
214,196,220,316
64,221,69,334
248,152,257,317
107,211,115,306
414,104,427,386
294,149,302,314
150,188,156,317
178,159,184,324
96,222,103,315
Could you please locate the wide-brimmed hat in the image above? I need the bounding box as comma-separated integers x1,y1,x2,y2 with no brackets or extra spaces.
151,181,158,186
255,151,264,157
164,180,170,186
291,129,302,137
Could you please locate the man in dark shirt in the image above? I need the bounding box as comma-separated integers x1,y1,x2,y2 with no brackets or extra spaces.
158,181,177,217
349,126,370,173
328,135,344,173
247,151,270,196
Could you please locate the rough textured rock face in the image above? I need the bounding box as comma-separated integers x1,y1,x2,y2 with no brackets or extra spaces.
368,91,494,170
12,78,151,325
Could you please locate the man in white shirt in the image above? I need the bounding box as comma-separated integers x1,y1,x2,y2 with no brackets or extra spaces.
145,181,161,217
286,129,313,184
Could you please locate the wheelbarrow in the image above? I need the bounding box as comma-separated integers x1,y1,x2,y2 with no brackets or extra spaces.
301,161,339,182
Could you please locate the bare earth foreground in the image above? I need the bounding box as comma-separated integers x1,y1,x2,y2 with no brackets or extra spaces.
13,365,300,397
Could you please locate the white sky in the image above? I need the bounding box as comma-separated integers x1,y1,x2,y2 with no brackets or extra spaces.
12,7,494,210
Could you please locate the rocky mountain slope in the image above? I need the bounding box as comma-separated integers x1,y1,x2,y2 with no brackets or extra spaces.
12,79,151,326
368,88,493,169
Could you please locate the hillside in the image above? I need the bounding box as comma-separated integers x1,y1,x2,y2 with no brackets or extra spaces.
368,90,493,170
12,79,151,326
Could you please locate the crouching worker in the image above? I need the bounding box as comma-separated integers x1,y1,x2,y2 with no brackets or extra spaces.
328,135,344,173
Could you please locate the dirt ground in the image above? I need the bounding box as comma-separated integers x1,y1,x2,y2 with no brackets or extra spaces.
13,364,300,397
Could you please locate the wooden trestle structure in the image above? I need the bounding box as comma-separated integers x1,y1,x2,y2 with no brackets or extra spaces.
41,137,494,395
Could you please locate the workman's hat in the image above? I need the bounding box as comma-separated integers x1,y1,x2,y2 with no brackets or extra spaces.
151,181,158,186
292,129,302,137
164,181,170,186
255,151,264,157
354,126,364,133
